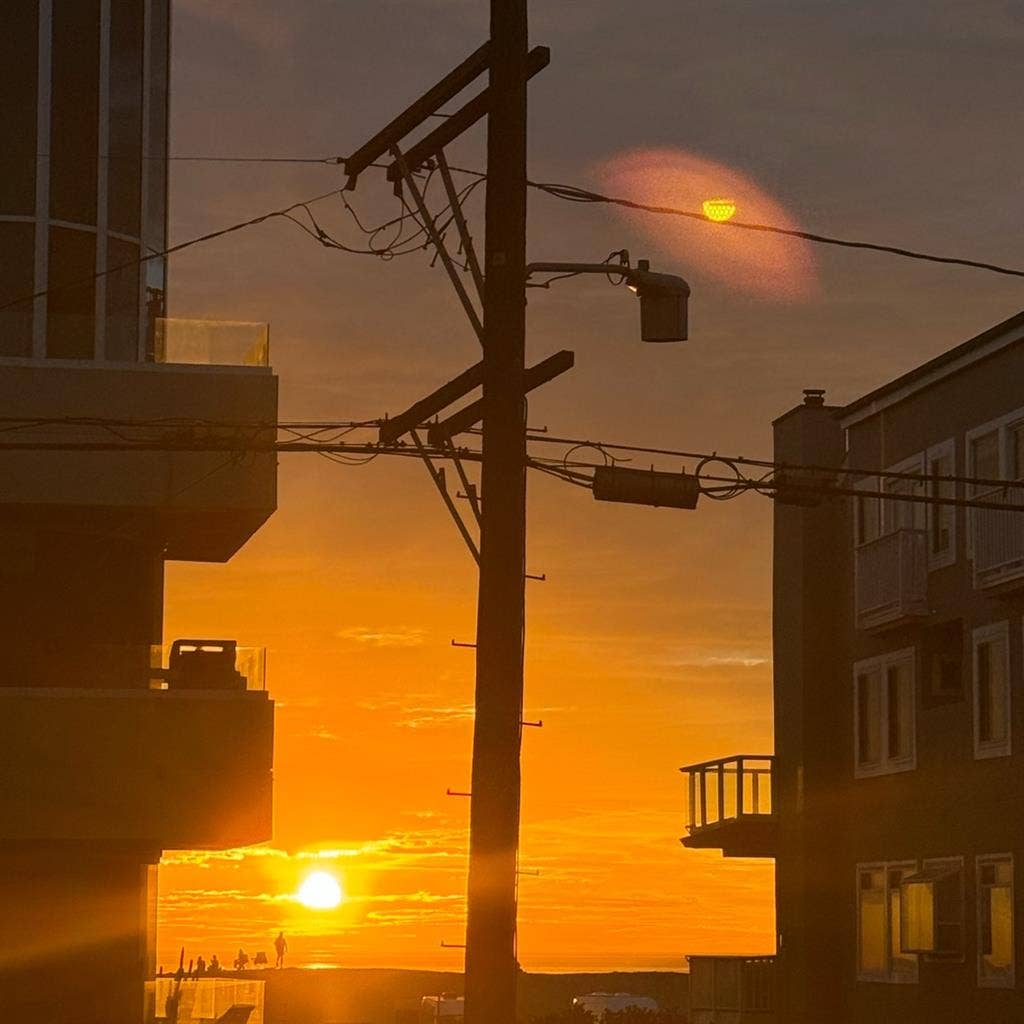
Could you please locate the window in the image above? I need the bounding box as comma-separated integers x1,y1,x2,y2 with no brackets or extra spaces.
854,649,916,777
881,456,925,535
973,623,1011,759
924,620,963,705
901,858,964,960
858,863,919,982
978,855,1014,988
926,440,956,569
855,477,881,546
970,430,1000,492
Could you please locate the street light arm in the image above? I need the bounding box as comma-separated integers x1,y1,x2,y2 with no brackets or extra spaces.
525,260,691,343
526,261,630,278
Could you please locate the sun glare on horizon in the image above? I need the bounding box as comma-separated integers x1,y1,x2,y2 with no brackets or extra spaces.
297,870,344,910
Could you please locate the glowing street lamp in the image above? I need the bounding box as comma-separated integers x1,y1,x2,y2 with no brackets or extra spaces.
702,198,737,222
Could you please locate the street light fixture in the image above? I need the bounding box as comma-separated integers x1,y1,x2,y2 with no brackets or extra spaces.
526,257,691,342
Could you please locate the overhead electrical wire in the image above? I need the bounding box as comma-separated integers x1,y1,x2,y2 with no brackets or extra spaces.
4,417,1024,512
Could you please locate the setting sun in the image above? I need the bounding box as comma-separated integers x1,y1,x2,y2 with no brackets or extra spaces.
297,871,344,910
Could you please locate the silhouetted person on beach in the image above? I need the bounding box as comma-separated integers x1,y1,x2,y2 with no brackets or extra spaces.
234,948,249,971
274,931,288,968
195,955,206,977
209,953,221,974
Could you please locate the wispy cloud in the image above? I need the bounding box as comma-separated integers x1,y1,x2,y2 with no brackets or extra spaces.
335,626,428,648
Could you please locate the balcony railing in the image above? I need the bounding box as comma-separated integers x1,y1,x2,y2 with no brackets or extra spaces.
6,639,267,691
681,755,776,857
972,486,1024,590
154,317,269,367
151,976,265,1024
688,955,776,1023
855,528,928,630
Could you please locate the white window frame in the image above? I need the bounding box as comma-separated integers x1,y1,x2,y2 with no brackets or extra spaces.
966,407,1024,557
853,475,880,549
854,647,917,778
856,861,920,984
973,622,1012,760
977,853,1015,989
881,453,926,536
925,438,957,571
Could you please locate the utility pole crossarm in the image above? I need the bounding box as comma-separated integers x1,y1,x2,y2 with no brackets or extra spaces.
343,42,492,186
384,46,551,183
427,349,573,446
378,361,483,445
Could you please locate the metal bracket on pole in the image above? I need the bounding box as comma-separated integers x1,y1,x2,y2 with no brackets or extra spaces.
392,145,485,346
437,150,485,301
411,429,480,564
446,440,483,526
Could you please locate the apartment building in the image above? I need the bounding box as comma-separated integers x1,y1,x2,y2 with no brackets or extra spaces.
0,4,277,1021
682,309,1024,1024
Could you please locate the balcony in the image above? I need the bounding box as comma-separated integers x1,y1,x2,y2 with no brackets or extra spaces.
855,528,928,630
0,323,276,561
154,317,269,367
972,486,1024,590
688,956,776,1024
680,756,776,858
0,639,273,851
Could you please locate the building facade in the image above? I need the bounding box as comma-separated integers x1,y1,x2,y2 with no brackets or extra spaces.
682,310,1024,1023
0,5,277,1022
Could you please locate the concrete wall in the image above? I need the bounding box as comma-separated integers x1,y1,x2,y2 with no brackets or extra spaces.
0,688,273,849
0,360,277,561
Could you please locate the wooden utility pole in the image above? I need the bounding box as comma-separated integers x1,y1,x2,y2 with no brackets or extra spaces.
463,1,529,1021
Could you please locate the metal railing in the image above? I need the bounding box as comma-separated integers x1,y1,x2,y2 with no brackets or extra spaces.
689,955,776,1018
855,527,928,629
972,485,1024,589
153,317,269,367
18,640,268,691
682,755,774,835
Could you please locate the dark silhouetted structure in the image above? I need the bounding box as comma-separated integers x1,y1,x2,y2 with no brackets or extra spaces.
682,310,1024,1023
0,4,277,1022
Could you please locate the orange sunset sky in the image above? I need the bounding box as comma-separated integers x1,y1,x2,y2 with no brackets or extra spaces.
156,0,1023,971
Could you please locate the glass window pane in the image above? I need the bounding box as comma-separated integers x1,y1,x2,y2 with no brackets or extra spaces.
889,870,917,977
977,637,1008,746
46,226,96,359
50,0,101,225
105,238,139,360
984,885,1013,975
858,672,881,766
929,453,953,554
0,1,38,215
1011,425,1024,482
971,432,1000,489
887,664,913,762
108,0,144,237
0,222,35,356
901,880,935,952
859,871,886,975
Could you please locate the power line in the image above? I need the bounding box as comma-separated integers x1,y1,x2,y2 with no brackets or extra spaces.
0,186,345,314
528,180,1024,280
5,418,1024,512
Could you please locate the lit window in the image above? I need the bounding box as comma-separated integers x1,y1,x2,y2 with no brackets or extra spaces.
858,868,887,980
854,650,916,777
978,855,1014,988
973,623,1011,759
858,863,919,983
900,859,964,959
